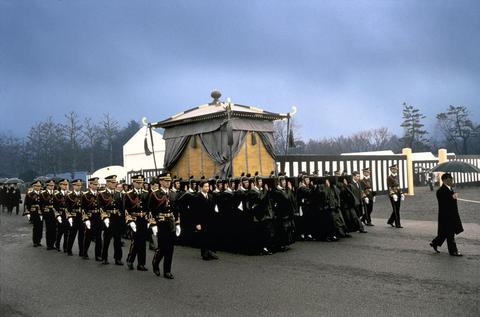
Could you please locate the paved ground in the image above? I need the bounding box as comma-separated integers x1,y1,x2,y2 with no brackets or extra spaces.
1,187,479,317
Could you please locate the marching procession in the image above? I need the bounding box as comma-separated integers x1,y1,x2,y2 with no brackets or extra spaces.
17,165,406,280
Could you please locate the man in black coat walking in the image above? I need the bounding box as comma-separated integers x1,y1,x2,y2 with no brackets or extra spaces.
430,173,463,256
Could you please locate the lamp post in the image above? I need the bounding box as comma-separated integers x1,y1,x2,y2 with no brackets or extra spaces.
226,98,234,176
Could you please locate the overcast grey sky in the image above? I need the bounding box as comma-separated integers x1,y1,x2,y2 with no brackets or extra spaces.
1,0,479,140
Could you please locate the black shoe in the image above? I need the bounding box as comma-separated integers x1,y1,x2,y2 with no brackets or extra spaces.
366,223,374,226
429,242,440,253
344,234,352,238
164,272,174,279
115,260,124,266
208,253,219,260
82,255,89,260
95,257,103,262
330,236,339,241
450,252,463,257
359,229,368,233
47,246,55,250
127,262,134,270
102,259,110,265
33,243,39,247
67,252,73,256
153,268,161,276
387,222,395,227
137,265,148,271
395,226,404,228
202,256,212,261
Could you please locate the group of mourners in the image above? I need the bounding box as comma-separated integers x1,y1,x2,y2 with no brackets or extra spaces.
19,164,407,279
0,183,22,215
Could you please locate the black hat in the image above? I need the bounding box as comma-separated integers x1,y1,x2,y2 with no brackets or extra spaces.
362,167,370,173
105,175,117,181
198,176,208,187
45,179,55,185
158,172,172,181
441,173,453,181
71,179,83,186
131,175,144,182
57,178,69,185
88,177,99,182
389,164,398,169
31,179,42,186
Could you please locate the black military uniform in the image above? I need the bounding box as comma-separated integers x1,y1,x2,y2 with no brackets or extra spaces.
296,175,314,240
0,184,7,213
82,177,102,260
40,179,57,250
360,168,376,226
24,180,43,246
98,175,124,265
149,173,178,279
53,179,70,252
387,164,404,228
350,172,367,233
124,174,150,271
66,179,84,256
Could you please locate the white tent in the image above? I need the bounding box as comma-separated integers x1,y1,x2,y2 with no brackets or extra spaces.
123,126,165,172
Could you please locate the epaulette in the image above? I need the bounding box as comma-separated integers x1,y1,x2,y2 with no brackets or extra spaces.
99,190,106,193
127,190,134,194
141,189,149,193
54,190,60,194
82,191,89,195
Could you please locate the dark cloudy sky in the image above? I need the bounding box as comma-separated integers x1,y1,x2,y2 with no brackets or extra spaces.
1,0,479,140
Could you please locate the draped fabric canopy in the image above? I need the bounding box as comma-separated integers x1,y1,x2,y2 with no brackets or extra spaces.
163,117,277,177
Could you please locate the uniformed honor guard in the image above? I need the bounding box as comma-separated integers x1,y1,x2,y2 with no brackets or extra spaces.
360,168,376,226
124,174,150,271
54,178,70,252
82,177,102,260
387,164,404,228
297,174,314,241
41,179,58,250
98,175,124,265
149,173,179,279
66,179,83,256
24,180,43,247
6,184,22,215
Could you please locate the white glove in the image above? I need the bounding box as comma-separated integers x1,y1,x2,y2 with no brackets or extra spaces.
151,225,158,236
104,218,110,228
373,196,376,203
401,194,405,201
299,206,303,217
238,201,243,211
364,197,369,204
392,194,398,202
57,216,62,223
175,225,181,237
40,215,43,221
26,214,31,221
68,217,73,227
129,222,137,232
214,204,219,213
85,220,91,230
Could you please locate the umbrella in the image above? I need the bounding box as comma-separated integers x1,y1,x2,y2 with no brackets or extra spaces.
431,161,480,173
34,176,50,182
0,177,7,184
5,178,24,184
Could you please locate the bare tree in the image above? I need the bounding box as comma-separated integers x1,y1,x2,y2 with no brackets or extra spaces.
83,117,100,172
63,111,84,177
436,105,479,154
273,118,301,155
101,113,120,166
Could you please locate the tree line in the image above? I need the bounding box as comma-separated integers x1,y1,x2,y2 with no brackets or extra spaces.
1,104,478,180
0,112,141,180
274,104,480,155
